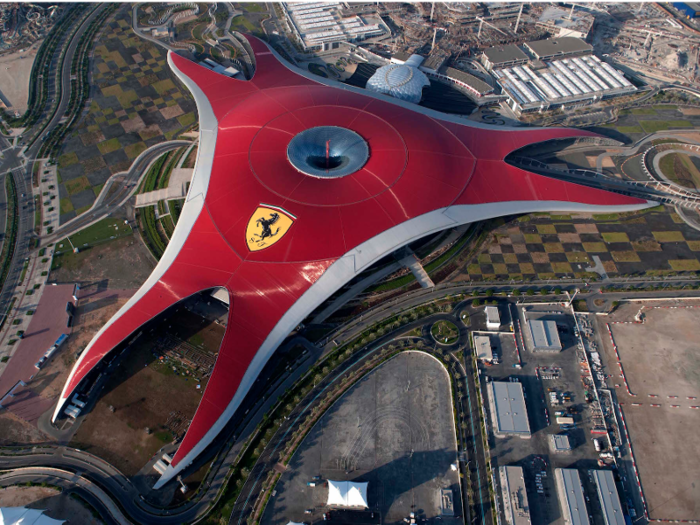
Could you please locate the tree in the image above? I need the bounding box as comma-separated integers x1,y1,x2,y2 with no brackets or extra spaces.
472,298,480,307
512,289,521,296
485,289,494,297
554,287,562,295
526,289,535,296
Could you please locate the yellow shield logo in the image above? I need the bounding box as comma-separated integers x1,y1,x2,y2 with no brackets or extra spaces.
246,204,296,252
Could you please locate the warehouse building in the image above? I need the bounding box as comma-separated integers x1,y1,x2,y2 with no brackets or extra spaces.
591,470,625,525
481,44,529,71
283,2,386,51
549,434,572,453
429,67,495,98
486,306,501,330
493,55,635,116
488,381,531,438
499,466,532,525
674,2,700,18
525,319,562,352
474,335,494,363
555,469,590,525
525,37,593,61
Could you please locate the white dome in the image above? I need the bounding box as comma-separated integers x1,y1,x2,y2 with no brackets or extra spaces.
366,56,430,104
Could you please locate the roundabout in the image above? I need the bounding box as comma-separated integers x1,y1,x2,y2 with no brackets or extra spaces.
430,319,460,345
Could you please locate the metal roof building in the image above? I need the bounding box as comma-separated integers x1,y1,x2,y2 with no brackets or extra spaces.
488,381,531,438
526,319,562,352
482,45,529,71
486,306,501,329
499,466,532,525
591,470,625,525
493,55,636,116
525,38,593,61
550,433,572,453
53,34,654,490
474,335,494,362
366,54,430,103
555,469,590,525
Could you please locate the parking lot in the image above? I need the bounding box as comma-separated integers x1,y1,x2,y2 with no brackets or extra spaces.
475,302,612,525
261,351,461,525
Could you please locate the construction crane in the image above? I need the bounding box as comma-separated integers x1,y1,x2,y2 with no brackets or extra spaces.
514,3,523,34
476,16,506,39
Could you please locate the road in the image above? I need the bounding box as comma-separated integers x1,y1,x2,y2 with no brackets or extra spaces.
45,139,191,243
0,5,106,328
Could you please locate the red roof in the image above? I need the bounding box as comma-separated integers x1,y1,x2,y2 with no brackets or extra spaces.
59,35,647,473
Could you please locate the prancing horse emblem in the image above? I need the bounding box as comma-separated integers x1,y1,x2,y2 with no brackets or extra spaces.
246,205,295,252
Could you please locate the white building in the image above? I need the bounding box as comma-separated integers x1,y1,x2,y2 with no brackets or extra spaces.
526,319,562,353
499,466,532,525
486,306,501,330
326,480,369,508
555,469,590,525
591,470,625,525
283,2,386,51
488,381,531,438
493,55,636,116
474,335,494,362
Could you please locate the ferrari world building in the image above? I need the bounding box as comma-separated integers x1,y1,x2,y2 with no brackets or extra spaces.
54,35,653,488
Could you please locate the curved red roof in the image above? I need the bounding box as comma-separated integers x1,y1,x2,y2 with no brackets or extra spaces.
56,35,649,482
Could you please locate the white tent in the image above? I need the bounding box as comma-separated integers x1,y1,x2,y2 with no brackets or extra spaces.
286,522,305,525
0,507,65,525
326,480,369,508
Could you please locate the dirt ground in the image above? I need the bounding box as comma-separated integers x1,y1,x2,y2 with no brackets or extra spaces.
0,41,41,111
0,410,48,445
599,301,700,519
70,310,218,477
32,296,130,401
0,485,102,525
49,236,155,290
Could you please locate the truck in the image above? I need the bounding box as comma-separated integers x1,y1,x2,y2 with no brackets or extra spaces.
554,411,566,417
556,416,575,426
593,438,602,452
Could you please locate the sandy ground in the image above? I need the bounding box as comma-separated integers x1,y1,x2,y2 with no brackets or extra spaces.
0,485,102,525
0,410,48,445
599,302,700,519
0,41,41,112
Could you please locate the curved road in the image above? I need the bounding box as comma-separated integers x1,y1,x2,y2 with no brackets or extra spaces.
0,5,107,326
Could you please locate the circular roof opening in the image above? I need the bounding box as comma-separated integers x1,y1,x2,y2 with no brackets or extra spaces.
287,126,369,179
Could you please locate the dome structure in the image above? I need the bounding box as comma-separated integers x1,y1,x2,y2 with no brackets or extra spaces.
366,54,430,104
287,126,369,179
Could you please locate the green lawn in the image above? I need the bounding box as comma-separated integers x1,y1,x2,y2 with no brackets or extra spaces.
582,242,607,252
617,126,643,134
65,217,133,248
58,152,79,168
65,176,91,196
669,259,700,271
652,231,685,242
536,224,557,234
601,232,630,243
640,120,692,133
431,320,459,345
566,252,590,263
177,112,196,127
97,137,121,155
59,198,74,214
125,141,147,159
152,79,176,95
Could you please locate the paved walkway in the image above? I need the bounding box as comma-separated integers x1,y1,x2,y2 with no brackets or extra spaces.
0,284,73,399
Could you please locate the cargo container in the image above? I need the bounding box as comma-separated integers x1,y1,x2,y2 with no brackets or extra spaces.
556,416,575,425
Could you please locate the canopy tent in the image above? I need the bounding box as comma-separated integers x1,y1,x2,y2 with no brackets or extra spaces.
0,507,65,525
286,522,305,525
326,480,369,508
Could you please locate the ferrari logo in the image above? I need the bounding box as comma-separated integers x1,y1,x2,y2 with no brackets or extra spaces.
246,204,296,252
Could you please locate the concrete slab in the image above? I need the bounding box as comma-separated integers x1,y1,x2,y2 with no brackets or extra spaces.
262,351,461,525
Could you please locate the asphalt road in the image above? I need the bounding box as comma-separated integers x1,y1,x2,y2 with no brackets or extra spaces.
0,469,123,525
0,5,106,324
45,139,191,243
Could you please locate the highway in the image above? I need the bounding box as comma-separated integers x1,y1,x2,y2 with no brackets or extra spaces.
0,5,107,327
